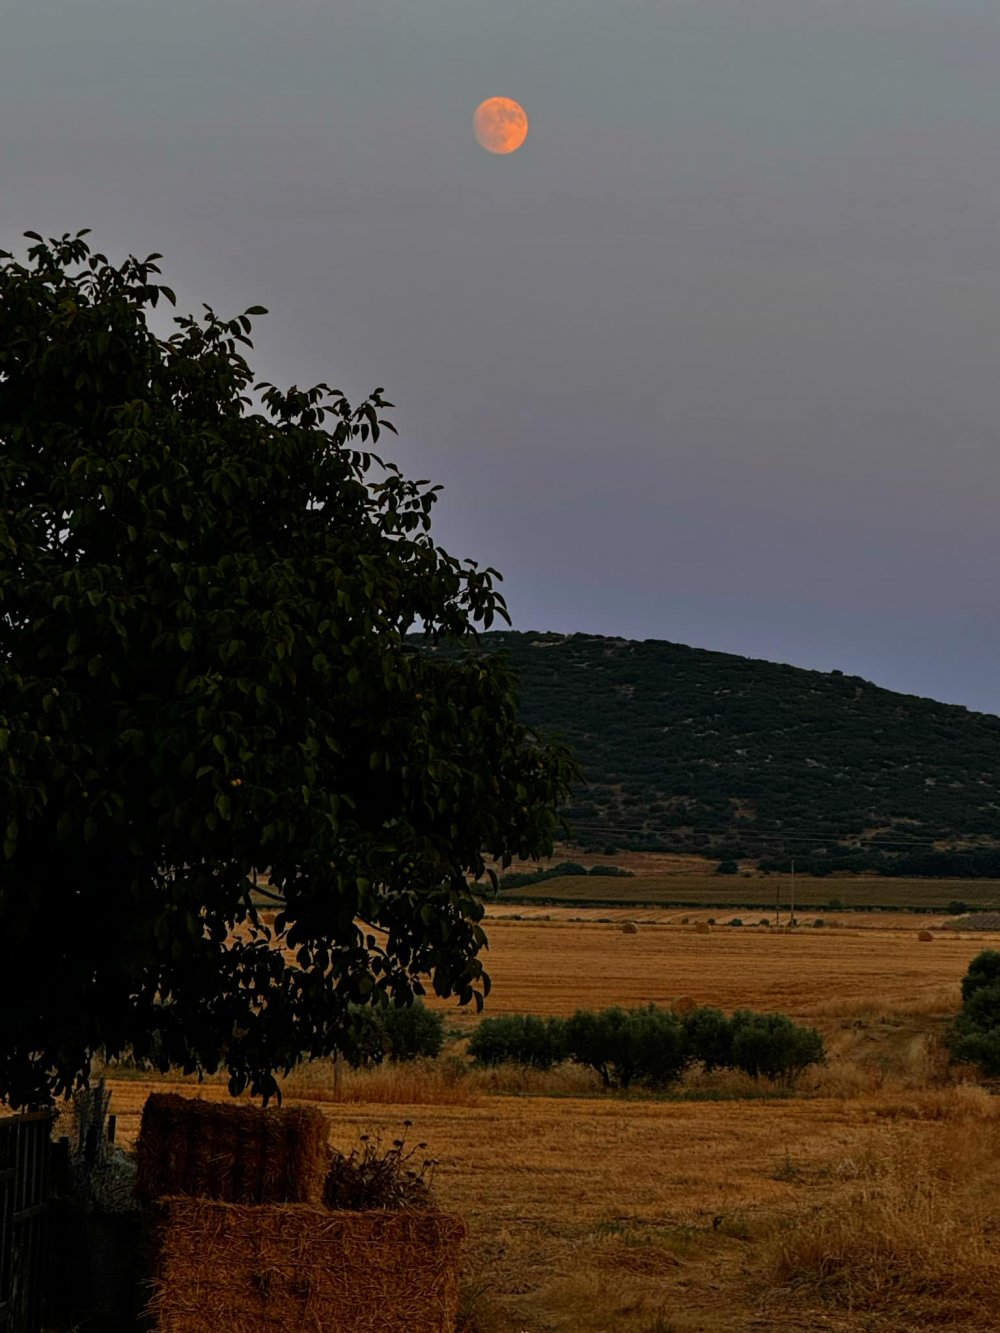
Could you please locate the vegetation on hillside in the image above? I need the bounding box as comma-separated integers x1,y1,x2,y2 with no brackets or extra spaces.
424,631,1000,874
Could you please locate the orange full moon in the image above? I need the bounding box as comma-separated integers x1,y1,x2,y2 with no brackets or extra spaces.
473,97,529,154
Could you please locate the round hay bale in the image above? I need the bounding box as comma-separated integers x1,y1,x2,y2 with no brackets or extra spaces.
694,922,711,935
672,995,698,1016
621,920,638,935
918,930,934,942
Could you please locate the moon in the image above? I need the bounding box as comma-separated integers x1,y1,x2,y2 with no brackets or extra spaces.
473,97,529,155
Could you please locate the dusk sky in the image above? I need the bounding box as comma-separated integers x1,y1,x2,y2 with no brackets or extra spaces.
4,1,1000,712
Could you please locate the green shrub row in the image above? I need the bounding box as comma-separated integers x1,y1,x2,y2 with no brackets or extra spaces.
467,1004,824,1089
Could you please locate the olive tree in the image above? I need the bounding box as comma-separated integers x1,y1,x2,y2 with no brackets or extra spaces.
0,230,575,1106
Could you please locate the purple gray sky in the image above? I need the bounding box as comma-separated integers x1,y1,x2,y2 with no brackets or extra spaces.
4,1,1000,711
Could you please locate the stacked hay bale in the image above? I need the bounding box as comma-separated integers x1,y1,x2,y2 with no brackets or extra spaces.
139,1094,464,1333
148,1199,464,1333
136,1094,329,1205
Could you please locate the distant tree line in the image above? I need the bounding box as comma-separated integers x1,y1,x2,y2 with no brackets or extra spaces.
758,848,1000,879
496,861,635,890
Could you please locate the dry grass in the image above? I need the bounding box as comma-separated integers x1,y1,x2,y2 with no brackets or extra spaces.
760,1114,1000,1327
280,1058,482,1107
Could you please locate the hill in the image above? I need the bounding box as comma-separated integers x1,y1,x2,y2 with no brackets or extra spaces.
420,632,1000,875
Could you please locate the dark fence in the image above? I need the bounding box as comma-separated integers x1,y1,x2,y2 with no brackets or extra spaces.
0,1112,53,1333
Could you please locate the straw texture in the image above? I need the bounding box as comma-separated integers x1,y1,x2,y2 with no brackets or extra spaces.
147,1197,465,1333
136,1094,329,1205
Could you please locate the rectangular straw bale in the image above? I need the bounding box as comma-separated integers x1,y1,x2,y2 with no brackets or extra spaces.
136,1093,329,1205
147,1197,466,1333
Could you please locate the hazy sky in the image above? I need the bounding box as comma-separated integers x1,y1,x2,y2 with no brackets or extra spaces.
5,0,1000,711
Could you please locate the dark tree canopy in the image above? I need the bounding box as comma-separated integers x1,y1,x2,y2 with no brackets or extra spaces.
0,230,575,1107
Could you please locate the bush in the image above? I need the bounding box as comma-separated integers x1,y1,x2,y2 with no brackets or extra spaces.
948,900,971,916
729,1012,825,1083
342,1001,443,1066
564,1005,688,1090
729,918,744,927
961,951,1000,1003
467,1014,567,1069
948,1017,1000,1076
323,1127,436,1210
948,953,1000,1075
380,1003,445,1063
682,1007,733,1072
715,860,739,875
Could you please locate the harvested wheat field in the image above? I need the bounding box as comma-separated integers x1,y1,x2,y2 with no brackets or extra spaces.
469,912,990,1021
103,916,1000,1332
105,1080,1000,1333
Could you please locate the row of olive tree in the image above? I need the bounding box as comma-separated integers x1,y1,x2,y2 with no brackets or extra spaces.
467,1004,825,1089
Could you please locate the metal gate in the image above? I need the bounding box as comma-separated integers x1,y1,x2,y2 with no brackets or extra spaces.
0,1112,52,1333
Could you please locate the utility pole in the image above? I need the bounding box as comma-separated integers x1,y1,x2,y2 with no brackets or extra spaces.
789,857,795,927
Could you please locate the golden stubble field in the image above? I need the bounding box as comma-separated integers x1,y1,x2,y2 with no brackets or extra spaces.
468,911,984,1020
105,912,1000,1333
